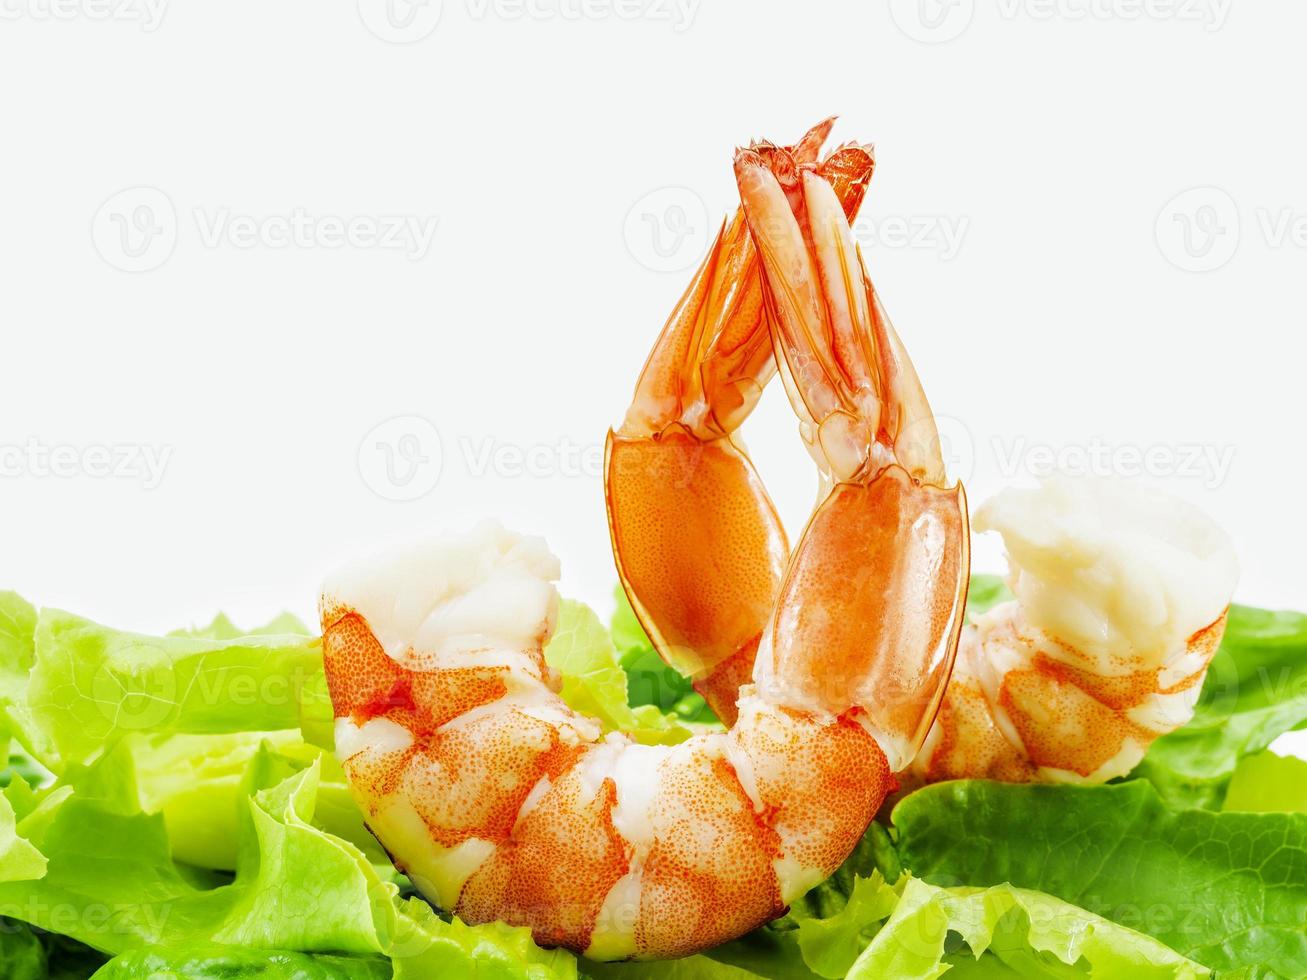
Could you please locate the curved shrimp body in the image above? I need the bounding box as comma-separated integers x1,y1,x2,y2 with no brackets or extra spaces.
912,475,1239,784
322,140,969,962
605,120,874,724
320,523,891,960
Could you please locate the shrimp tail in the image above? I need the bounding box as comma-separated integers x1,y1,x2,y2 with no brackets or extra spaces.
606,119,875,724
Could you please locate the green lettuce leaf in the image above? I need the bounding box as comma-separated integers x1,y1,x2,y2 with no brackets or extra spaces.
963,574,1013,622
0,785,45,883
7,579,1303,979
90,945,391,980
0,738,577,978
848,875,1208,979
1,751,48,791
1222,750,1307,813
169,609,336,752
0,921,45,980
0,593,57,769
893,779,1307,976
610,587,717,725
584,957,766,979
387,897,578,980
792,873,899,978
27,609,324,767
0,922,44,980
590,871,1207,980
128,731,386,872
546,600,694,745
1132,604,1307,809
172,611,313,641
0,918,110,980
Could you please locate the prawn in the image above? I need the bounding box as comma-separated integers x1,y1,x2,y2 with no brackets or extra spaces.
604,118,874,724
319,144,969,959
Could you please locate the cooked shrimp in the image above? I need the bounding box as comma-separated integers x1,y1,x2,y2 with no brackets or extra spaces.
320,151,967,960
605,119,874,724
911,474,1239,784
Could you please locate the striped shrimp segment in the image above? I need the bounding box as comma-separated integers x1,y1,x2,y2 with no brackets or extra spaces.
321,522,894,960
912,474,1239,784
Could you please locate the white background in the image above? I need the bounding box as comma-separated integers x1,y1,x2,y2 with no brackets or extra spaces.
1,2,1303,669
